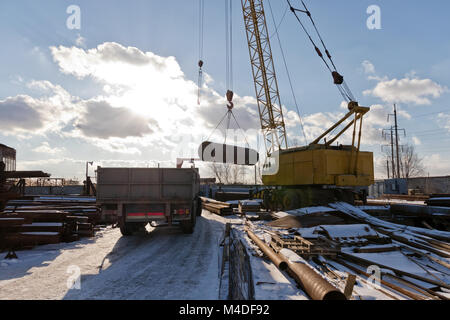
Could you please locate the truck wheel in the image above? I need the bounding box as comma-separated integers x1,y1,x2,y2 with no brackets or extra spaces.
120,223,134,236
181,222,194,234
181,213,196,234
196,198,202,216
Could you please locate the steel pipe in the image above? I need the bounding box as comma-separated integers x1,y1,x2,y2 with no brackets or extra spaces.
246,229,288,271
285,259,346,300
246,229,346,300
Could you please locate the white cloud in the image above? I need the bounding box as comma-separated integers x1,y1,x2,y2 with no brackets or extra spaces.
412,136,421,146
422,154,450,176
0,95,45,133
7,42,448,179
364,76,446,105
2,42,263,165
75,100,158,139
438,113,450,132
0,80,83,135
362,60,376,74
32,142,64,155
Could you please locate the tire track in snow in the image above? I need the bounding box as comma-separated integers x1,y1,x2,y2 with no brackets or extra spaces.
65,213,223,300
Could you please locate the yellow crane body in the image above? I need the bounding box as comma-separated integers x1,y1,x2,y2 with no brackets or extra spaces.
239,0,374,208
263,104,374,187
262,147,374,187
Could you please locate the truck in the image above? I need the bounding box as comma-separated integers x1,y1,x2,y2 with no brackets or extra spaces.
96,167,201,236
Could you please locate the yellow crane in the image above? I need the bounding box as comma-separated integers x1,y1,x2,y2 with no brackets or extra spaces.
240,0,374,209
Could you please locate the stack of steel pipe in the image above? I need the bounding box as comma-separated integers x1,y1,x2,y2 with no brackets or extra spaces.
246,229,346,300
426,197,450,208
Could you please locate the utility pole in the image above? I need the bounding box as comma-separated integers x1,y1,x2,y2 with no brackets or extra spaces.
390,127,395,178
394,104,401,180
382,127,396,179
387,105,406,179
386,159,390,179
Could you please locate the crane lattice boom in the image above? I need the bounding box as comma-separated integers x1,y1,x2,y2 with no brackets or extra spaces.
241,0,288,156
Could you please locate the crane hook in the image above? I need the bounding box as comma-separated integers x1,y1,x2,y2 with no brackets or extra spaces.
226,90,234,110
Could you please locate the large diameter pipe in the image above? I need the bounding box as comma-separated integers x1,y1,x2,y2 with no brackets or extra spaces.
286,260,346,300
246,229,346,300
246,229,288,271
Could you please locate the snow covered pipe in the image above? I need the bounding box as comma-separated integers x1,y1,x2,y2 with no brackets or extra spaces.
286,260,347,300
246,229,288,271
247,229,346,300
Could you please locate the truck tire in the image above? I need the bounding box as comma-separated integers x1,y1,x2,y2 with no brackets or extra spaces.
196,198,202,216
120,224,133,236
120,221,144,236
181,222,194,234
181,211,196,234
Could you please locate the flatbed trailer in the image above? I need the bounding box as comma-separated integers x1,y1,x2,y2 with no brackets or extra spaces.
96,167,201,235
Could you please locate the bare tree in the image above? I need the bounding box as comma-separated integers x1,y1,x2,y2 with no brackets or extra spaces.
381,143,425,179
207,162,255,185
400,144,425,179
208,162,231,184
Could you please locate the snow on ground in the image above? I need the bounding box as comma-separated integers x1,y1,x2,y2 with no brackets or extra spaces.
319,224,379,239
207,213,308,300
358,205,390,211
0,209,307,300
0,211,225,300
286,206,337,216
369,199,426,206
272,206,338,219
231,224,308,300
2,203,446,300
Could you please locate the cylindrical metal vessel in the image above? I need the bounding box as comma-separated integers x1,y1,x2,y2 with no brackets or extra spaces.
198,141,259,166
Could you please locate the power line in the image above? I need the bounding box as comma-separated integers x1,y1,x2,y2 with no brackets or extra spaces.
411,109,450,118
269,4,289,40
409,128,448,135
412,132,450,138
267,0,308,145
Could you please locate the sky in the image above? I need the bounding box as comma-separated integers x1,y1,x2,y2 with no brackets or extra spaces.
0,0,449,181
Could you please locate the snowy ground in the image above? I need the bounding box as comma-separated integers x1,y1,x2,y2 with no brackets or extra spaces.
5,204,443,300
0,211,225,300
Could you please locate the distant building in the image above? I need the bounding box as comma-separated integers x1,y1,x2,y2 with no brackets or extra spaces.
369,175,450,197
406,175,450,195
0,144,16,172
368,180,385,198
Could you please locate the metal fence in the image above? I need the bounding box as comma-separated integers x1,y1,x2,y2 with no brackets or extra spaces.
228,230,255,300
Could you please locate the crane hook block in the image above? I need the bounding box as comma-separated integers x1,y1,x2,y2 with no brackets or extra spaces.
226,90,234,102
226,90,234,110
332,71,344,85
198,60,204,68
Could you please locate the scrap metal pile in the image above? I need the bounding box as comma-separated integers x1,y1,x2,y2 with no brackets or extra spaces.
0,196,101,257
204,197,450,300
